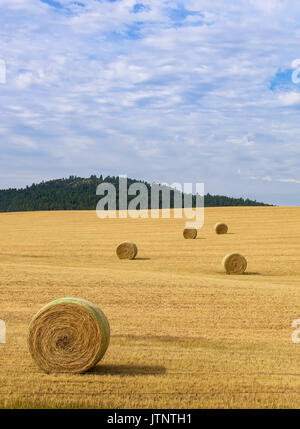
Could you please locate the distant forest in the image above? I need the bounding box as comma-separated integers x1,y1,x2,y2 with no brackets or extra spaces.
0,175,271,212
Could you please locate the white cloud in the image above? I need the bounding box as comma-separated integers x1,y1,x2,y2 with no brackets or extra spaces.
279,178,300,184
226,135,255,146
278,92,300,106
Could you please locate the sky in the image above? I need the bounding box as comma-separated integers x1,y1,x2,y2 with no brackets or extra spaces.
1,1,300,205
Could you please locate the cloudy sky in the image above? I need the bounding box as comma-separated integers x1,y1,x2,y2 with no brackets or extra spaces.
1,0,300,205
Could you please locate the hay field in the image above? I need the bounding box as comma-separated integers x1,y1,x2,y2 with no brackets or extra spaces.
1,207,300,409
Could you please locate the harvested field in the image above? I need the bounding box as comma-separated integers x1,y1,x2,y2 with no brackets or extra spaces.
1,207,300,408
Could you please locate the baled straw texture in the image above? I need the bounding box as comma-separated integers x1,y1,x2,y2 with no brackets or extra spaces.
183,228,197,239
222,253,247,274
215,222,228,234
28,298,110,374
116,241,138,259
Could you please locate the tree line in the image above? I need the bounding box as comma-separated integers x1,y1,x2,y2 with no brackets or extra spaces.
0,175,271,212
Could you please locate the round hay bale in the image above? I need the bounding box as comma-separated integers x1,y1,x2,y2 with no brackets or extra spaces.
28,298,110,374
215,222,228,234
116,241,137,259
222,253,247,274
183,228,197,239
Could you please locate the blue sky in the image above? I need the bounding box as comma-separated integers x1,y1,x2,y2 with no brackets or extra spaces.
1,0,300,205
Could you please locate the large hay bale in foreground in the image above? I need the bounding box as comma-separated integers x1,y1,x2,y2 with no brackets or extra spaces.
183,228,197,239
222,253,247,274
215,222,228,234
116,241,138,259
28,298,110,374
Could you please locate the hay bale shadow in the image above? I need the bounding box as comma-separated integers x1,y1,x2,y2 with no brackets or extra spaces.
134,257,151,260
216,271,261,276
90,364,166,376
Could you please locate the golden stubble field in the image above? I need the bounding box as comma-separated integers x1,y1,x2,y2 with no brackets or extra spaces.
1,207,300,409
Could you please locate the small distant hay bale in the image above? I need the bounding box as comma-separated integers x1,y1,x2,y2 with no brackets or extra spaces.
222,253,247,274
183,228,197,239
215,222,228,234
28,298,110,374
116,241,138,259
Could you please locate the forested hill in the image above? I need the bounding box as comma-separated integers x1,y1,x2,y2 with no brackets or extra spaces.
0,175,270,212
